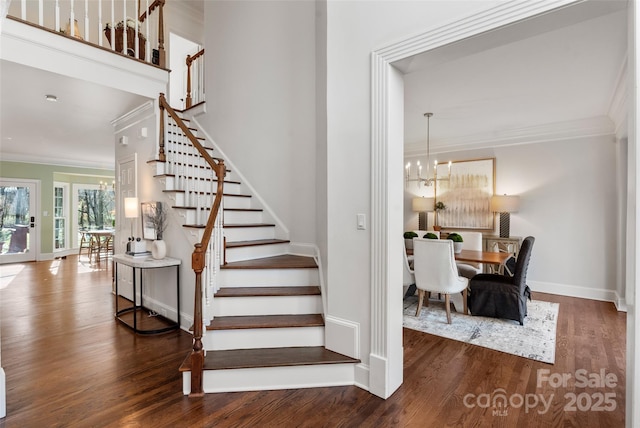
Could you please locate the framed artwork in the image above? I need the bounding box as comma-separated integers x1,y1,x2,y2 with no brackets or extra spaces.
141,201,163,240
434,158,495,230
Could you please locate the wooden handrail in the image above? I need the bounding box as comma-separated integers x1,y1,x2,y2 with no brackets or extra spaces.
185,49,205,109
158,93,225,396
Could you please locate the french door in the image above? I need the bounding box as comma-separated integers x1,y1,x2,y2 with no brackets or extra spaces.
0,179,38,264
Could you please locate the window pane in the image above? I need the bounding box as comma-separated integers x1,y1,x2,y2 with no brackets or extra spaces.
77,189,115,230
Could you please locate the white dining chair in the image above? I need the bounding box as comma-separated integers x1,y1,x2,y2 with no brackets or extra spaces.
413,238,469,324
451,231,483,279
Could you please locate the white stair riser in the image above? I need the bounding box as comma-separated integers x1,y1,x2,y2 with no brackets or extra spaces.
224,227,275,242
222,196,253,209
220,268,319,287
183,363,356,394
213,295,322,316
223,210,263,224
225,243,289,262
204,326,324,350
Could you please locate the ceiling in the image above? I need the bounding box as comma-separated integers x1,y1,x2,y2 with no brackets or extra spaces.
0,1,630,170
401,1,628,156
0,59,148,170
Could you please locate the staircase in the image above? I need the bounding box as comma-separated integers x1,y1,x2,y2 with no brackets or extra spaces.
150,97,359,394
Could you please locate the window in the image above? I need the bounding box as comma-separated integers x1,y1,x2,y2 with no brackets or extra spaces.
53,183,68,251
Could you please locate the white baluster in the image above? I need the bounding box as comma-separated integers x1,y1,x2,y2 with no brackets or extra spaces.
196,193,201,225
98,0,103,47
55,0,60,35
122,0,126,56
21,0,26,20
69,0,75,37
38,0,43,26
145,0,150,62
84,0,88,41
135,0,139,59
110,0,114,51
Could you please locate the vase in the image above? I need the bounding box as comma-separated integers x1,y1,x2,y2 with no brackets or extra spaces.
453,242,463,254
151,239,166,260
404,238,414,250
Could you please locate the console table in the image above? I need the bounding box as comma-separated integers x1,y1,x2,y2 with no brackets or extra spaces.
113,254,181,335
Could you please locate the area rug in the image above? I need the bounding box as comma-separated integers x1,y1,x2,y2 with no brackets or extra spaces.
403,295,559,364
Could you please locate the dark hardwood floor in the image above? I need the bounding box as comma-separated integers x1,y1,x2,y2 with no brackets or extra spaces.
0,255,626,427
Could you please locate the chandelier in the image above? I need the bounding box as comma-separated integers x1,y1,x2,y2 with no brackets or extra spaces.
99,180,115,191
405,112,451,187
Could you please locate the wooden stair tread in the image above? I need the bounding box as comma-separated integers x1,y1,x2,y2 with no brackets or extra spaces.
225,239,289,248
208,314,324,330
179,346,360,371
215,286,320,297
224,223,275,228
222,254,317,269
224,208,263,212
158,178,241,185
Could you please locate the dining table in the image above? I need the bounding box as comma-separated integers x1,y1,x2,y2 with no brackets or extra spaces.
406,248,513,273
81,229,115,263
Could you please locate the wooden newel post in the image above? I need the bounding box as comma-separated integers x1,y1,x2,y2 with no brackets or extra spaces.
190,243,205,396
185,54,193,109
157,0,166,68
158,93,166,162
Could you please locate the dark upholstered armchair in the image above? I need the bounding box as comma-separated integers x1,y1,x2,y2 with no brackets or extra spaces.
468,236,535,325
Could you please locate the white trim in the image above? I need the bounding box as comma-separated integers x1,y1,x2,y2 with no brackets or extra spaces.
370,0,584,400
0,178,40,263
0,367,5,419
403,116,615,157
325,315,360,359
529,280,620,306
53,181,70,254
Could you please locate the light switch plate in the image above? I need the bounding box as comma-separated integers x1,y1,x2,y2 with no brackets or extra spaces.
357,214,366,230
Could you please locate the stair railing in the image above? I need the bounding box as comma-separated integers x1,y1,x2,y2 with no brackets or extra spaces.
185,48,205,109
159,93,226,396
7,0,166,68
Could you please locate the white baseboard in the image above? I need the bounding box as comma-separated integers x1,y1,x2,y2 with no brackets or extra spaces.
288,242,318,258
0,366,5,418
354,363,370,391
325,315,360,359
529,280,620,308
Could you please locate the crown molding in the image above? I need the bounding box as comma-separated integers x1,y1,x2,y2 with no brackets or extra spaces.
608,57,628,139
404,115,616,156
0,152,115,170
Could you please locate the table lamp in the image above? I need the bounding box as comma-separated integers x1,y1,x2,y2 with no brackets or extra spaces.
412,197,435,230
124,197,139,240
491,194,520,238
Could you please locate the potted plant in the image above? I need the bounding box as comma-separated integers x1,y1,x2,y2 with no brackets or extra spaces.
423,232,438,239
404,231,418,250
433,201,446,231
447,232,464,253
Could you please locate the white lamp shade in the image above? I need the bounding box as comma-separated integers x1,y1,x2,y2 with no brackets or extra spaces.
124,197,139,218
491,195,520,213
412,197,435,212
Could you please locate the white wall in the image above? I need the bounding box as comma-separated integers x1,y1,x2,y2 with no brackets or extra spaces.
200,0,317,245
405,135,621,302
323,0,511,395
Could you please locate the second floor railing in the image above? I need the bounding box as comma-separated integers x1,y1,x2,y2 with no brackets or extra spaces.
7,0,166,68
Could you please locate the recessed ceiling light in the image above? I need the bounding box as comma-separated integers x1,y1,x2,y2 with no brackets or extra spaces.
45,94,58,102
